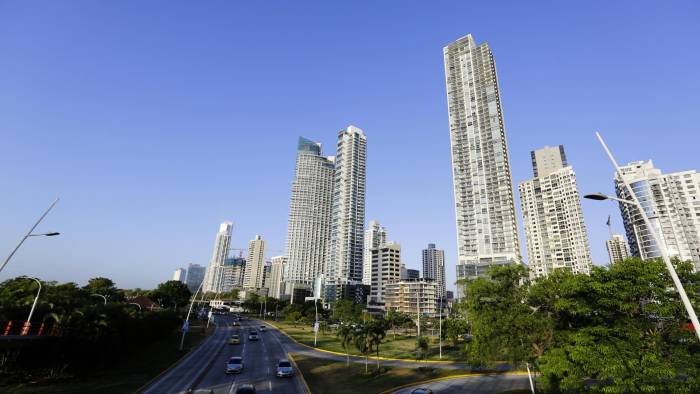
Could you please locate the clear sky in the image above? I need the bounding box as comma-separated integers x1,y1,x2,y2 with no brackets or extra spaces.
1,1,699,290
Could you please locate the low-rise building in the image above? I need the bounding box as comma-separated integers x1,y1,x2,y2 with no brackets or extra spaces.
384,279,438,317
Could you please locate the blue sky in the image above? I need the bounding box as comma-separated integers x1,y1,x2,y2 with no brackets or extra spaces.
1,1,698,290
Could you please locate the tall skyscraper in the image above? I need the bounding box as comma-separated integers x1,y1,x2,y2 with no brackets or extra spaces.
370,242,401,303
269,256,288,299
202,221,233,293
284,137,335,292
607,234,630,264
422,243,446,299
615,161,700,270
243,235,266,289
328,126,367,285
172,268,187,283
443,34,521,282
185,263,206,293
519,145,592,279
363,220,387,285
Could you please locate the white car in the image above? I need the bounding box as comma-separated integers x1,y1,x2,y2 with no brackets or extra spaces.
248,330,259,341
276,359,294,377
259,325,266,332
226,357,244,374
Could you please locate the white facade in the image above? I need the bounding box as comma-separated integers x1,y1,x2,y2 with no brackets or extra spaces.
284,137,335,291
519,146,592,279
269,256,288,299
328,125,367,285
384,279,438,317
172,268,187,283
243,235,266,289
443,34,521,282
615,161,700,270
363,220,387,285
422,243,446,299
607,234,630,264
202,221,233,293
370,242,401,303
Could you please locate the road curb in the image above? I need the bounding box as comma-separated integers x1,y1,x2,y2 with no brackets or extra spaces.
288,352,312,394
267,321,461,365
134,325,212,393
378,371,531,394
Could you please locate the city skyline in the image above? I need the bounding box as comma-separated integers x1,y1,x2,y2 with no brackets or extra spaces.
2,2,699,289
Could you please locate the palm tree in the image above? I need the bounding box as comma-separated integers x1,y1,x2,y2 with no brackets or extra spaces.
368,320,388,371
353,323,370,374
336,323,354,367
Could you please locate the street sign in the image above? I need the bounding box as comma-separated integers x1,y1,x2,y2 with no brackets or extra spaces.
182,320,189,333
313,322,319,333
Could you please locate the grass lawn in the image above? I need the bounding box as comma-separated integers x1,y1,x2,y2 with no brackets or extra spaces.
271,320,465,362
291,353,469,394
4,324,212,394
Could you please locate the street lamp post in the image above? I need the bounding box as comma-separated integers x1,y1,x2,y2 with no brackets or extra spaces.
180,280,204,351
586,131,700,341
0,198,60,274
438,294,443,360
19,277,41,336
313,297,319,347
91,293,107,305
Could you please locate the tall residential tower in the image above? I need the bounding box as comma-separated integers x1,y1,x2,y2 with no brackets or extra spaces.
327,126,367,285
519,145,592,279
363,220,387,285
243,235,266,289
284,137,335,292
443,34,521,282
615,161,700,270
202,221,233,293
422,243,446,299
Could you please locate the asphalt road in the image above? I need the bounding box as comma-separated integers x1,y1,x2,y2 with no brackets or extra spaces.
141,315,306,394
392,374,531,394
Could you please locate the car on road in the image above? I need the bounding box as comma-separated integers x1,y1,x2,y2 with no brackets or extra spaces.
276,359,294,377
248,330,259,341
228,334,240,345
225,356,244,374
259,325,266,332
410,389,434,394
235,384,256,394
231,321,239,327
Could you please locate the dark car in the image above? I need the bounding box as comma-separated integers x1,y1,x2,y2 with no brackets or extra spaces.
411,389,434,394
235,384,256,394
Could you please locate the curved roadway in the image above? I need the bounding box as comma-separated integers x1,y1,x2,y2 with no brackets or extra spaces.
141,316,306,394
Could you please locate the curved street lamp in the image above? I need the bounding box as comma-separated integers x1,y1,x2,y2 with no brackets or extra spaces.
128,302,142,311
91,293,108,305
0,198,60,274
587,132,700,341
19,276,42,336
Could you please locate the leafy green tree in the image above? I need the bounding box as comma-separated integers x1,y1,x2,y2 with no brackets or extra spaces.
285,311,302,326
82,277,124,302
462,264,546,367
337,323,355,366
444,317,470,347
531,258,700,393
368,319,389,371
149,280,192,310
353,323,371,373
415,335,429,362
332,299,362,323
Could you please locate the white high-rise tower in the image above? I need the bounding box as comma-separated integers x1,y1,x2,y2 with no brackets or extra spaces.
615,160,700,270
243,235,266,289
422,243,446,299
284,137,335,292
328,125,367,285
363,220,387,285
444,34,521,282
519,145,592,279
202,221,233,293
